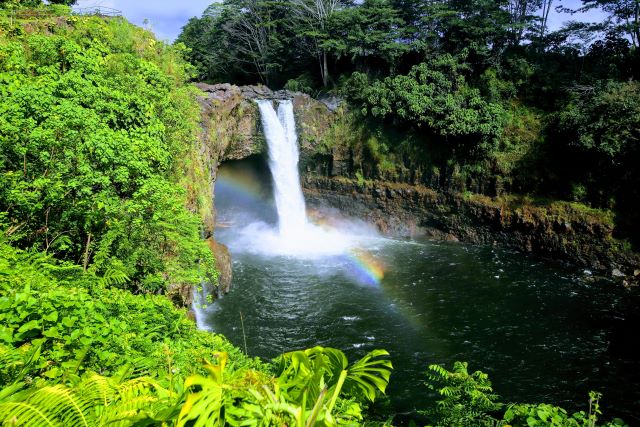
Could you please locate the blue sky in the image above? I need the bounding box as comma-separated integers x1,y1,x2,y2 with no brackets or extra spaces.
74,0,606,43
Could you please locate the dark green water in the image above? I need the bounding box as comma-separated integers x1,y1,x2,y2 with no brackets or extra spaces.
206,163,640,424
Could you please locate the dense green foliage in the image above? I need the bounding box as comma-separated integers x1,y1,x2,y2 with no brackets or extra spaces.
0,10,216,293
0,0,76,8
179,0,640,245
551,81,640,234
423,362,627,427
0,241,248,381
0,240,393,425
352,55,507,147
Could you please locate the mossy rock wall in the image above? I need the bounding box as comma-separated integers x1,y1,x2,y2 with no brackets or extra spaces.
303,175,640,278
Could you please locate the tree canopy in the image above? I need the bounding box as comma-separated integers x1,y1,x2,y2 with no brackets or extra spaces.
177,0,640,245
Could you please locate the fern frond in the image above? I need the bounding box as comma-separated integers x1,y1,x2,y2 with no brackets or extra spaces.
79,373,116,408
98,269,129,288
0,371,172,427
0,384,94,427
0,401,61,427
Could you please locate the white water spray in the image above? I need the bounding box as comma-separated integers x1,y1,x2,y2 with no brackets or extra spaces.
192,285,211,330
257,100,307,236
224,99,381,258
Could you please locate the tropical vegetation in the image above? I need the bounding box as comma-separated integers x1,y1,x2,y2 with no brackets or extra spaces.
0,1,634,426
0,5,394,426
179,0,640,247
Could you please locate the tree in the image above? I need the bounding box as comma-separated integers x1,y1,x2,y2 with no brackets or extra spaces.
289,0,343,86
0,0,41,7
352,54,508,147
580,0,640,48
505,0,545,45
417,0,512,66
539,0,554,38
220,0,285,85
327,0,408,74
176,7,229,81
0,0,77,6
554,80,640,210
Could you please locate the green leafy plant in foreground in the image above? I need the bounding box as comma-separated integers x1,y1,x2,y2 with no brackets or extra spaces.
422,361,501,427
180,347,392,426
0,240,262,388
0,348,392,426
423,362,628,427
502,391,627,427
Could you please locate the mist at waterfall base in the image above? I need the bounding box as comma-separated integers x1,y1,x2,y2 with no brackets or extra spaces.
204,100,640,423
221,100,384,259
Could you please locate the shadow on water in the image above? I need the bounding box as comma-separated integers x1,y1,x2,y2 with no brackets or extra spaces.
207,152,640,426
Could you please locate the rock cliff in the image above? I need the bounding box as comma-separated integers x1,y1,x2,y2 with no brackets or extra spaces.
303,176,640,281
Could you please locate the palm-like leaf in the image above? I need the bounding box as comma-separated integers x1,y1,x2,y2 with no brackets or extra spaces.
276,346,348,407
276,346,392,411
177,352,231,427
343,349,392,402
0,371,173,426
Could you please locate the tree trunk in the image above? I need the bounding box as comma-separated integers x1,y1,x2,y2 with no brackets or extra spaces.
633,1,639,49
83,233,92,272
322,50,328,87
540,0,553,39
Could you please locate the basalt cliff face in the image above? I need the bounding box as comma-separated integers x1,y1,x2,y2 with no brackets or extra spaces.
194,83,639,285
303,176,640,281
195,82,336,163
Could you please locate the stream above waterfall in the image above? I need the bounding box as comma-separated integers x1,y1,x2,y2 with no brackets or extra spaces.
202,101,639,423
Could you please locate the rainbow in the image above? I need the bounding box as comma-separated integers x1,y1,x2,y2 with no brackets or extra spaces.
343,248,385,286
216,169,268,206
217,168,387,287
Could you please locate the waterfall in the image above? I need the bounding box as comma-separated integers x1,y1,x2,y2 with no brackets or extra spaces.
191,284,211,330
228,98,364,257
256,100,308,236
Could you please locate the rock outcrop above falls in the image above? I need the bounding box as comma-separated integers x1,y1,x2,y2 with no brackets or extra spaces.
196,83,335,162
196,83,265,162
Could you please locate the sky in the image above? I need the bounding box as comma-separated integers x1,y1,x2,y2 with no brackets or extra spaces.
73,0,607,43
74,0,212,42
546,0,606,33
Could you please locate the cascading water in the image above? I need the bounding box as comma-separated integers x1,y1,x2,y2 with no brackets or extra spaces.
224,98,372,257
256,100,307,236
191,284,211,330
